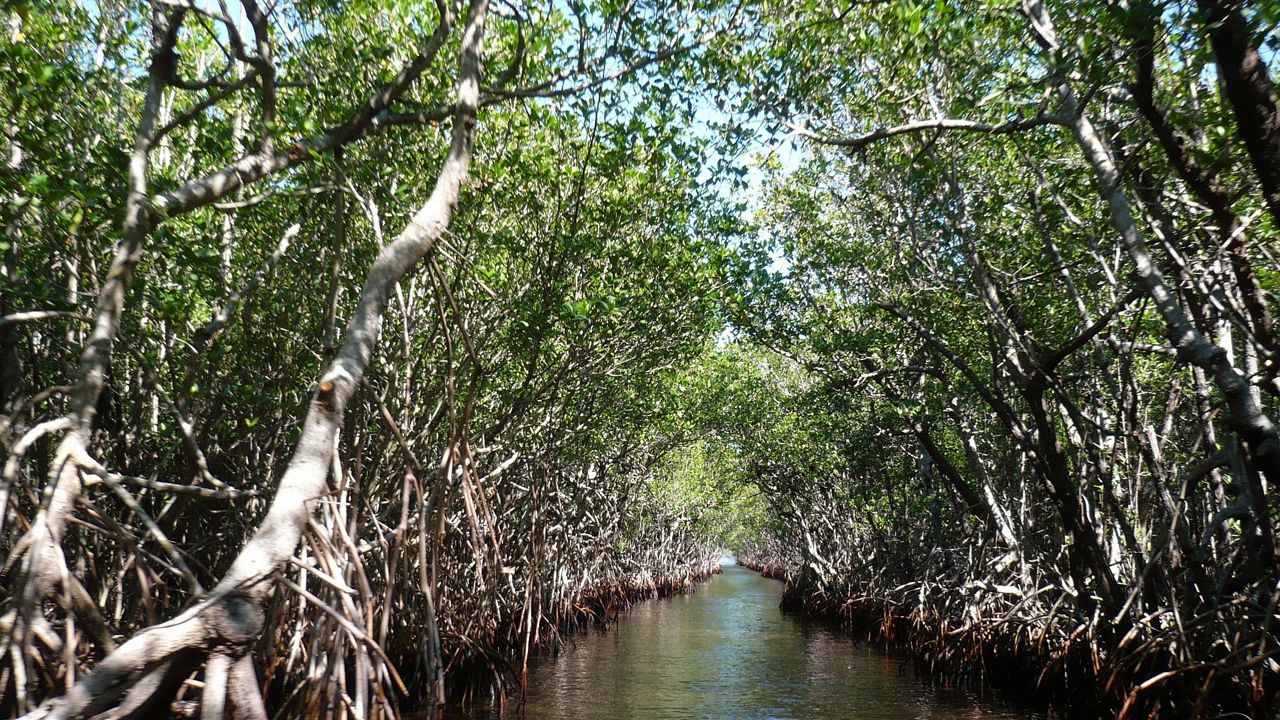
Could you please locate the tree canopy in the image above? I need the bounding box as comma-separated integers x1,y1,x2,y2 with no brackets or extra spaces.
3,0,1280,718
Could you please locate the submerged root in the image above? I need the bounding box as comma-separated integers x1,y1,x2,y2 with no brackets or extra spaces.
433,560,722,712
760,575,1279,719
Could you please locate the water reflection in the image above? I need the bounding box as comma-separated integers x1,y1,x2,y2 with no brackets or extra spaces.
442,563,1042,719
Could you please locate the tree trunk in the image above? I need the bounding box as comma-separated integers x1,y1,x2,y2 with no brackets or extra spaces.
1024,0,1278,580
1197,0,1280,229
28,1,490,717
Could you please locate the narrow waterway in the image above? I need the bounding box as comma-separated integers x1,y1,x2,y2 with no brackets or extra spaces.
444,561,1044,719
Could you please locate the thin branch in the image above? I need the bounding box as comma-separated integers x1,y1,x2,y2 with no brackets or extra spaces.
785,113,1063,152
0,311,92,327
1040,289,1140,373
192,223,298,350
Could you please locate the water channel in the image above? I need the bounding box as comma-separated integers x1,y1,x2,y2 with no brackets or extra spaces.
443,561,1046,719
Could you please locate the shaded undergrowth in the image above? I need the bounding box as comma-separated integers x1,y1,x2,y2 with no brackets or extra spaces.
735,557,1278,720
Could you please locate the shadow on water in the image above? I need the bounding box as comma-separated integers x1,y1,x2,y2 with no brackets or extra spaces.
435,561,1047,720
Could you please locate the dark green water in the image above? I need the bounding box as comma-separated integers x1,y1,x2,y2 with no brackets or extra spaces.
442,561,1043,720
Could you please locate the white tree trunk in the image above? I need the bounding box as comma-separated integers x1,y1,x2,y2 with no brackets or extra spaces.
27,1,490,717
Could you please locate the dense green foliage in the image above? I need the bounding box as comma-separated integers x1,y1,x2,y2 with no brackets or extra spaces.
4,0,1280,718
723,1,1280,716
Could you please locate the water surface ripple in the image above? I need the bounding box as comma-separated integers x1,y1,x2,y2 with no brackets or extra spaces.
444,562,1043,720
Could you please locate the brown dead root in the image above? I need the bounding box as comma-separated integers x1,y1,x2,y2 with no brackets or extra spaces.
763,580,1279,720
420,566,722,713
734,558,787,582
